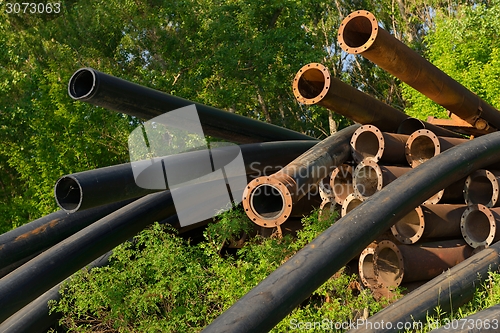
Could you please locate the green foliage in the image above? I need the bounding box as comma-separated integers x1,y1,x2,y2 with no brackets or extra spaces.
51,207,387,332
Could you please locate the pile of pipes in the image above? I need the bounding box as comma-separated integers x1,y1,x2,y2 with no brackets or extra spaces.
3,9,500,333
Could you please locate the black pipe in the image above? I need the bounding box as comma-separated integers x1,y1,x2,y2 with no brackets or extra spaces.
0,199,135,270
68,68,315,144
0,251,113,333
350,242,500,332
54,141,318,212
429,302,500,332
201,131,500,333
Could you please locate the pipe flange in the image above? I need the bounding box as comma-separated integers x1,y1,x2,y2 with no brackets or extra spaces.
319,176,333,202
330,164,354,205
353,159,383,199
405,129,440,168
464,169,500,207
461,204,497,248
350,125,384,164
338,11,379,54
341,193,364,217
390,206,425,244
242,176,294,228
358,246,376,287
374,240,404,288
292,63,331,105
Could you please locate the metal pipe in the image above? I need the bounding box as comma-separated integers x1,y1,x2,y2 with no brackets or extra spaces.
464,169,500,207
405,129,469,168
338,10,500,131
359,246,376,287
350,125,409,165
318,176,334,202
55,140,318,213
461,204,500,248
391,204,467,244
293,63,408,132
353,160,411,200
318,199,336,222
0,199,134,270
330,164,354,205
242,125,359,228
429,303,500,332
349,241,500,333
425,177,467,205
69,68,314,144
201,128,500,333
374,239,473,288
341,193,363,217
397,117,463,138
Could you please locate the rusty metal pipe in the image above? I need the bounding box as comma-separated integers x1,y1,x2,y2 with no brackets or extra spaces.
353,160,411,200
391,204,467,244
242,125,359,228
397,117,463,138
374,239,473,288
293,63,408,132
350,125,409,165
341,193,364,217
359,246,376,287
405,129,469,168
330,164,354,205
338,10,500,131
464,169,500,207
69,68,314,144
461,204,500,248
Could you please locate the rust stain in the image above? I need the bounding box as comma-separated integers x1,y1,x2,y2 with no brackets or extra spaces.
14,218,61,242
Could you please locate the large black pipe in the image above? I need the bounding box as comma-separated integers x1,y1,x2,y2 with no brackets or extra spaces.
350,242,500,332
54,141,318,212
201,131,500,332
68,68,314,144
0,199,135,270
0,251,113,333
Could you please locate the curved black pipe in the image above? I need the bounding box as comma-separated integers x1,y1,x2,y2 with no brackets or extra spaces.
201,131,500,333
54,141,318,212
68,68,315,144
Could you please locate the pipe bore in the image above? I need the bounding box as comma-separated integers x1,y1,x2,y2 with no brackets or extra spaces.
391,207,425,244
464,170,500,207
341,193,363,217
353,160,382,199
374,240,404,289
359,246,376,287
68,68,97,100
330,164,354,205
405,130,439,168
54,176,83,212
461,204,500,248
350,125,408,164
293,63,330,105
337,11,377,54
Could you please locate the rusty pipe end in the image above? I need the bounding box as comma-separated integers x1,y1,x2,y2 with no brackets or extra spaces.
338,11,379,55
341,193,363,217
464,170,500,207
374,240,404,289
292,63,331,105
405,129,440,168
359,247,376,287
350,125,384,164
242,175,295,228
353,159,383,199
390,206,425,244
461,204,497,248
330,164,354,205
319,176,333,202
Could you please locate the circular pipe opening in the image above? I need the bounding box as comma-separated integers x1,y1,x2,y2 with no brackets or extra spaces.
406,132,438,168
54,177,83,212
250,184,285,220
462,208,493,247
391,207,424,244
351,127,382,163
331,165,354,205
341,193,363,217
465,172,495,206
293,63,330,105
375,245,403,288
342,15,373,49
359,248,375,287
68,68,96,99
354,162,382,198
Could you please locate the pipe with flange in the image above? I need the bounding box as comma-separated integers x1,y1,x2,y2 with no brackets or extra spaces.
461,204,500,248
464,169,500,207
318,176,334,202
68,68,314,144
429,303,500,332
242,125,359,228
0,199,135,271
338,10,500,132
54,140,318,213
201,123,500,333
353,160,411,200
341,193,363,217
359,246,376,287
330,164,354,205
405,129,469,168
391,204,467,244
373,239,473,288
350,125,409,165
348,241,500,333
